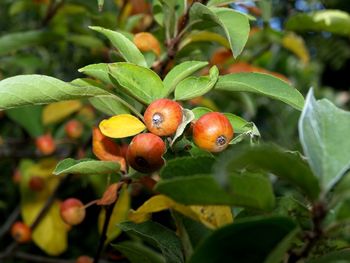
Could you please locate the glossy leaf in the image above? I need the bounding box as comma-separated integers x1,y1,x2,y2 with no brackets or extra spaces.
42,100,82,126
163,61,209,97
215,144,320,200
156,173,275,210
286,10,350,37
0,75,108,110
53,158,120,175
78,63,115,85
189,217,297,263
90,26,147,67
175,66,219,100
6,105,43,137
99,114,145,138
180,31,230,50
119,221,185,263
160,156,215,179
171,109,195,146
108,63,164,105
190,3,250,57
215,73,305,110
114,241,165,263
299,89,350,193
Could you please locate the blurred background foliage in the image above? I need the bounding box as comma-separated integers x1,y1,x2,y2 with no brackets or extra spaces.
0,0,350,261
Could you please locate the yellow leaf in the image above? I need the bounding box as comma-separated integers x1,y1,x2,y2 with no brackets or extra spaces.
282,33,310,64
21,200,68,255
98,184,130,244
189,205,233,229
43,100,82,125
99,114,146,138
129,195,233,229
129,195,199,223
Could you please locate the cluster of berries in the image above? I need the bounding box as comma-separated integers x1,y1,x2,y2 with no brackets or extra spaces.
126,98,234,173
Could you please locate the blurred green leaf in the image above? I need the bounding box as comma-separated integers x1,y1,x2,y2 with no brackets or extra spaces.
0,75,108,110
189,217,297,263
175,66,219,100
163,61,209,97
215,144,320,200
53,158,120,175
90,26,147,67
114,241,166,263
0,30,56,56
108,62,164,105
6,105,43,137
119,221,184,263
190,3,250,57
215,73,305,111
286,10,350,37
299,89,350,193
180,31,230,49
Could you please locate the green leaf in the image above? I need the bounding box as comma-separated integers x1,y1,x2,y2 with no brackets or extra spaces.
175,66,219,101
0,30,56,56
171,109,195,146
286,10,350,37
78,63,115,85
119,221,184,263
190,4,250,58
156,172,275,211
53,158,120,175
6,105,44,137
189,217,297,263
0,75,108,110
214,144,320,200
192,107,212,119
224,113,260,136
160,156,216,179
215,73,305,111
180,31,230,50
89,95,130,116
307,249,350,263
206,0,237,7
163,61,209,96
90,26,147,67
114,241,166,263
299,89,350,194
108,63,164,105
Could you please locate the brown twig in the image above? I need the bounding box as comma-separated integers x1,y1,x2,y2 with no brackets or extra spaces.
0,206,20,239
41,0,65,27
287,201,327,263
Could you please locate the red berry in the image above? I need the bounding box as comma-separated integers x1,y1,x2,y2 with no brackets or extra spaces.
144,99,183,136
126,133,166,173
11,221,31,243
193,112,234,152
28,176,45,192
60,198,86,226
65,120,83,139
35,134,56,155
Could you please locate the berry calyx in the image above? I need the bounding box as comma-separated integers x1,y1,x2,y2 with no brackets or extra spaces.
126,133,166,173
60,198,86,226
35,133,56,155
144,99,183,136
11,221,31,243
192,112,234,153
65,120,83,139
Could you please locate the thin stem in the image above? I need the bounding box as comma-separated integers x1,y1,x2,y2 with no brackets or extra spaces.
0,206,20,239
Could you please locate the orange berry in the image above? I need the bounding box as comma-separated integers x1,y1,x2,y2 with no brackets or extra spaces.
144,99,183,136
126,133,166,173
35,134,56,155
60,198,86,226
76,255,93,263
133,32,161,56
193,112,234,152
11,221,31,243
65,120,83,139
